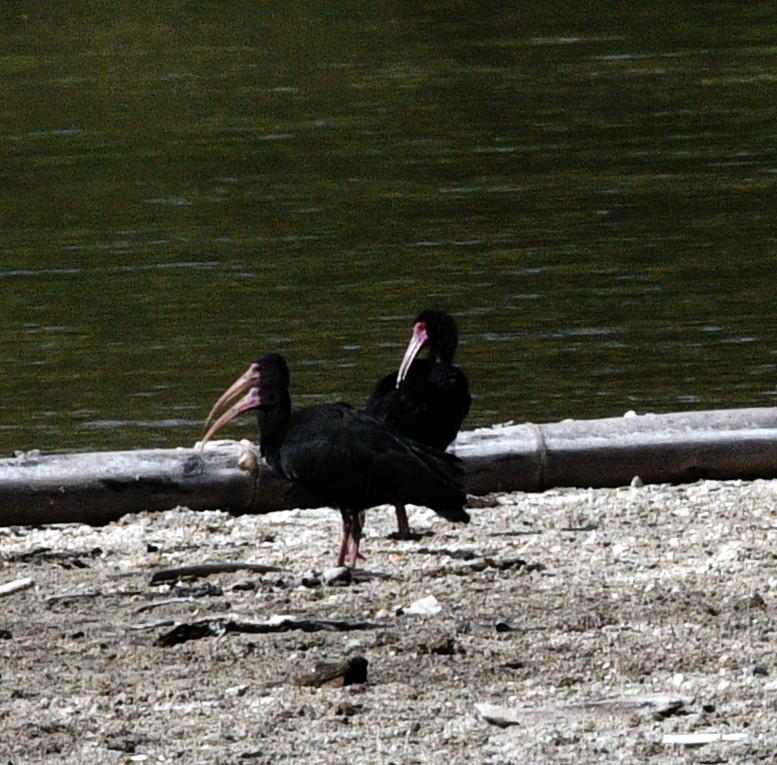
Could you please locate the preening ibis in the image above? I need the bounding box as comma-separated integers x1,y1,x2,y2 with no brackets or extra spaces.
363,309,471,536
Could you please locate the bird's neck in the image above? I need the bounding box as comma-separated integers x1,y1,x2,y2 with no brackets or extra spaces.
432,343,455,367
256,392,291,460
427,354,452,384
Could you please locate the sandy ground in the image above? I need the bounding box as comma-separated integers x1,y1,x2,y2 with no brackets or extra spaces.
1,479,776,764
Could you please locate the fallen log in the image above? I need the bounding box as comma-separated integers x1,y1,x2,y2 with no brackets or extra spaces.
0,407,775,527
0,443,304,526
457,406,777,495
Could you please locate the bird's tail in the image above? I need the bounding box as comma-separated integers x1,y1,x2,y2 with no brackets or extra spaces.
402,440,469,524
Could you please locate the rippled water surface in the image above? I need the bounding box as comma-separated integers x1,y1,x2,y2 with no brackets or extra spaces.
1,3,775,453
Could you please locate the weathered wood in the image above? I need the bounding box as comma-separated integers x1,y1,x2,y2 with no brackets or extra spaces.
476,693,693,726
154,615,389,646
0,577,35,597
456,407,777,495
0,443,300,526
0,407,775,527
149,561,282,583
662,732,749,746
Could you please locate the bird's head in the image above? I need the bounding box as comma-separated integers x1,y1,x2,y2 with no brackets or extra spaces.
200,353,290,448
396,308,459,387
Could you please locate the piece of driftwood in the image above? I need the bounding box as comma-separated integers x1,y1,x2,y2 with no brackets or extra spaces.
7,547,102,563
0,577,35,597
149,561,282,583
45,589,101,604
133,597,198,614
662,732,749,746
476,693,693,727
0,407,776,527
154,614,389,646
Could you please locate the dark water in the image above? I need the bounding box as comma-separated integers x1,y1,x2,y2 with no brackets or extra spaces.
1,2,775,453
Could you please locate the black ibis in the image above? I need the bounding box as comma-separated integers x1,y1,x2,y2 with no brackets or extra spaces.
200,353,468,567
363,308,471,537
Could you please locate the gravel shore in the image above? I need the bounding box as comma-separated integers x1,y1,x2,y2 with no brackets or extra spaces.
2,479,776,763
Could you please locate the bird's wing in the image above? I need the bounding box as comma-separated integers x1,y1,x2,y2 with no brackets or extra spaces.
362,370,399,420
279,405,467,521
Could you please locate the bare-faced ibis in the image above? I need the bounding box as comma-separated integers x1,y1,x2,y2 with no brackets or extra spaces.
200,353,468,567
363,308,471,537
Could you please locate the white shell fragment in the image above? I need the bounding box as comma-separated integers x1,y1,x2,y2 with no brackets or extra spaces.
402,594,442,617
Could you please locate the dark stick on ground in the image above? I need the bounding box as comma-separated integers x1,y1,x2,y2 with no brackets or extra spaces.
154,616,389,647
149,561,282,584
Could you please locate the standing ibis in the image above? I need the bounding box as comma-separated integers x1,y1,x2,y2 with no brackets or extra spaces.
363,308,471,537
201,353,468,567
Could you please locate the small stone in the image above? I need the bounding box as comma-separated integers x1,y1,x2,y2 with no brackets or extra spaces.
747,591,767,610
105,736,137,753
294,656,368,688
419,636,463,656
322,566,352,586
299,570,321,588
225,684,249,698
750,663,769,677
494,618,517,633
333,700,363,717
402,594,441,617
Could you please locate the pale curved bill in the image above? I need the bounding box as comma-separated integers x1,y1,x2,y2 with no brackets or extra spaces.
204,363,260,429
199,387,261,449
396,324,428,387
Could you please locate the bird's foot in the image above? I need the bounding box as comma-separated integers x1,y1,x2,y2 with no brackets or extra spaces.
338,510,365,568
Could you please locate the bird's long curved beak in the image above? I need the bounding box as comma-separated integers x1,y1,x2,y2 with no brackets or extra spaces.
396,322,429,387
200,363,261,448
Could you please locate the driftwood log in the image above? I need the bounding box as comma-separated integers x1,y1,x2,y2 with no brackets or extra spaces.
476,693,693,726
0,407,775,527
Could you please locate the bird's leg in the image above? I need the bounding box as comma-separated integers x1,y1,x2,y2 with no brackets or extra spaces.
394,504,411,539
347,510,364,567
337,508,352,567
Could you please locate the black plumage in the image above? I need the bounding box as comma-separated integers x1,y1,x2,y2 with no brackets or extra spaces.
201,353,468,567
363,308,471,536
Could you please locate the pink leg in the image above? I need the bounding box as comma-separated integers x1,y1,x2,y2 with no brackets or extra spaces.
337,509,352,567
347,510,363,567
